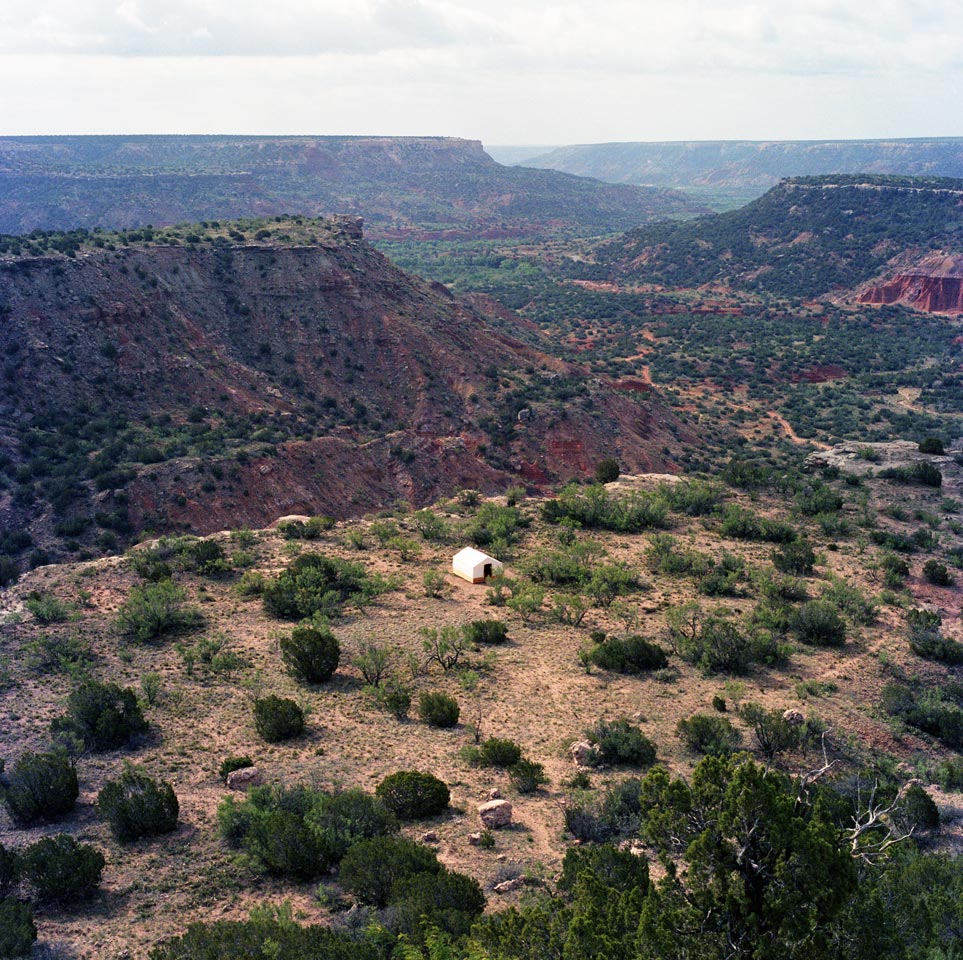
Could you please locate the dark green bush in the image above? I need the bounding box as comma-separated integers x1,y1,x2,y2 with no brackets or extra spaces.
280,623,340,683
586,718,656,767
218,756,254,782
0,557,18,588
463,619,509,645
508,758,547,794
375,771,450,820
0,847,14,900
305,788,398,863
0,898,36,958
558,843,651,893
595,459,620,483
677,713,741,756
588,635,668,674
475,737,523,768
115,579,203,643
721,506,796,543
791,600,847,647
339,836,440,908
262,553,378,620
922,559,953,586
18,835,104,901
737,703,801,760
935,757,963,790
894,784,940,833
669,609,785,675
389,867,486,941
52,680,148,751
1,750,78,825
919,437,946,454
245,809,327,879
253,696,305,742
772,540,816,576
373,678,412,720
418,691,459,728
98,766,178,841
908,608,963,665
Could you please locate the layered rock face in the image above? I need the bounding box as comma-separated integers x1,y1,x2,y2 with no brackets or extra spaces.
859,254,963,313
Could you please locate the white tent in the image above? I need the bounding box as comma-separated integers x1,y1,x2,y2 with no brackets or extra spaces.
452,547,503,584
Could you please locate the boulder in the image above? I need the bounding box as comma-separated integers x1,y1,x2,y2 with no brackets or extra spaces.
782,709,805,727
421,831,439,844
569,740,595,766
487,788,502,800
226,766,263,791
478,799,513,829
493,877,525,894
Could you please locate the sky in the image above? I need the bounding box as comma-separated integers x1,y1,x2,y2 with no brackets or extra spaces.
1,0,962,144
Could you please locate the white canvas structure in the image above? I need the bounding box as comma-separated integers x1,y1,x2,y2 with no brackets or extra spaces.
452,547,503,584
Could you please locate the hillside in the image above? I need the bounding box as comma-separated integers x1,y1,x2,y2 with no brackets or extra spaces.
0,135,707,239
521,138,963,208
1,460,963,958
0,215,687,571
597,175,963,299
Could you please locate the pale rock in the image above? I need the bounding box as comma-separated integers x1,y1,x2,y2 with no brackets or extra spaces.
478,799,512,829
226,766,262,791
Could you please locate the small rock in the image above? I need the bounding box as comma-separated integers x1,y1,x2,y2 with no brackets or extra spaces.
569,740,595,766
468,832,483,846
226,766,262,791
488,788,501,800
422,831,439,844
478,799,513,829
782,709,805,727
493,877,525,894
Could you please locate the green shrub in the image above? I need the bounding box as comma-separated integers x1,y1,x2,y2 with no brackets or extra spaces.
922,559,953,586
919,437,946,455
907,609,963,665
721,506,796,543
0,557,19,588
338,836,439,908
25,592,71,624
0,898,36,958
772,540,816,576
508,758,547,794
253,696,305,742
245,809,328,879
18,835,104,902
262,553,381,620
116,579,203,643
97,766,178,841
388,868,486,941
463,619,509,645
894,784,940,833
791,600,847,647
588,635,668,674
935,757,963,790
474,737,523,768
280,623,340,683
177,538,230,575
1,750,78,825
677,713,741,756
52,680,148,751
375,771,450,820
418,691,459,728
667,606,785,675
279,516,334,540
0,848,14,900
558,843,651,893
794,484,843,516
373,678,412,720
595,459,620,483
218,756,254,782
737,703,801,760
305,788,398,863
586,718,656,767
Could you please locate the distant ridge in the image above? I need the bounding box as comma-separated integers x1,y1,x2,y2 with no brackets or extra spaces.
0,134,707,237
521,138,963,208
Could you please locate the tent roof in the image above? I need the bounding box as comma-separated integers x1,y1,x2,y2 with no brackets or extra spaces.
453,547,498,566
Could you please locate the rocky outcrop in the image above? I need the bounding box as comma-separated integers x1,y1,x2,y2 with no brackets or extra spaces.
478,799,513,829
804,440,957,478
859,254,963,313
226,767,262,791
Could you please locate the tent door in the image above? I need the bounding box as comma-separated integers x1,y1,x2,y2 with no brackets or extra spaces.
483,563,493,578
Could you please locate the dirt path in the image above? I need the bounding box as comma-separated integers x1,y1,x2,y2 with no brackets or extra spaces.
768,411,830,449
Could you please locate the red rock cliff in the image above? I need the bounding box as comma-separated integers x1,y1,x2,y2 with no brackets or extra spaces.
859,253,963,313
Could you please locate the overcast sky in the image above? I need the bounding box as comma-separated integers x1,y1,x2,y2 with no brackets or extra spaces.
1,0,961,144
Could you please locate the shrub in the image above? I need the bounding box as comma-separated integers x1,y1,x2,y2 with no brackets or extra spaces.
919,437,946,455
907,609,963,665
558,843,650,894
262,553,381,620
52,680,148,751
463,619,509,645
922,559,953,586
772,539,816,576
0,898,36,958
586,719,656,767
737,703,801,760
280,623,340,683
373,678,412,720
0,557,19,588
508,759,547,794
115,579,203,642
791,600,847,647
595,459,620,483
353,642,394,685
677,713,741,756
25,592,71,624
0,848,14,900
253,696,305,742
218,756,254,782
418,691,459,728
18,835,104,901
935,757,963,790
588,635,668,674
305,788,398,863
721,506,796,543
389,867,486,941
376,771,450,820
338,836,440,908
667,606,784,675
245,809,328,879
1,750,78,825
894,783,940,833
98,766,178,841
474,737,523,769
